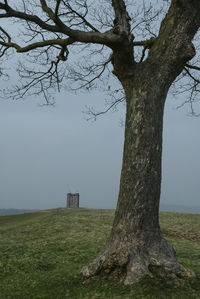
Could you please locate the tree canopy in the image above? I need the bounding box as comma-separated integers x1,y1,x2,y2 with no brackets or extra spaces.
0,0,200,115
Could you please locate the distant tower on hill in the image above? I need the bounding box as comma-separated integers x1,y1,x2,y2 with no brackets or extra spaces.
67,193,79,208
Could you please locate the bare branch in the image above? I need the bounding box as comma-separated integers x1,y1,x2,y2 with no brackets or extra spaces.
183,66,200,84
61,1,99,32
0,1,120,46
133,37,155,48
84,96,125,121
0,0,200,117
112,0,131,35
68,55,112,91
40,0,55,20
139,46,148,63
0,31,74,53
185,64,200,71
0,25,11,42
0,2,59,32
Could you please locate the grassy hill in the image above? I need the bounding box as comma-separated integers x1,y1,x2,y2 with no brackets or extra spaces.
0,209,200,298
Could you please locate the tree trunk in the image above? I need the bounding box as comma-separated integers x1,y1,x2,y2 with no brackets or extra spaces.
81,72,195,284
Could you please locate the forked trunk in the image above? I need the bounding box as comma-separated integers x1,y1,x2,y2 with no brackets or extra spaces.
81,77,195,284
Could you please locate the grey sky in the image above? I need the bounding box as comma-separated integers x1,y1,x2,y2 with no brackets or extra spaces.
0,92,124,209
0,89,200,210
0,0,199,211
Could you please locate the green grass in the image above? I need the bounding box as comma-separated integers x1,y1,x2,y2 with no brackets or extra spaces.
0,209,200,298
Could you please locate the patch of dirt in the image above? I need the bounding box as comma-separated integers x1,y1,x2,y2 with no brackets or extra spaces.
162,229,200,242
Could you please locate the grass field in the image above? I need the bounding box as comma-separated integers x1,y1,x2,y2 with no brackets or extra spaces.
0,208,200,298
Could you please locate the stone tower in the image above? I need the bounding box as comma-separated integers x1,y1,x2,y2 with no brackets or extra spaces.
67,193,79,208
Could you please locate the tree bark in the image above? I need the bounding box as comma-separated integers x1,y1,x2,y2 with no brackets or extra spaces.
81,0,200,285
81,71,195,284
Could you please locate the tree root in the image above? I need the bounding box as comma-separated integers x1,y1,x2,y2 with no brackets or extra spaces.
81,238,196,285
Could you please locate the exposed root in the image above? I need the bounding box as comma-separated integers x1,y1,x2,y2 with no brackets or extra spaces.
124,253,152,285
81,246,129,279
81,237,196,285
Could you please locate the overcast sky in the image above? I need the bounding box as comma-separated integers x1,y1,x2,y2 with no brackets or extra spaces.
0,0,200,212
0,88,200,211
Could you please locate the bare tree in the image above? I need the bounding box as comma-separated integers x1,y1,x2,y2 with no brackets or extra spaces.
1,0,200,284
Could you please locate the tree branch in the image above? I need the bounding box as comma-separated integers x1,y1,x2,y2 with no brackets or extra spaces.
40,0,55,20
183,66,200,83
147,0,200,84
133,38,156,48
112,0,131,35
185,64,200,71
0,1,122,47
84,96,125,121
0,2,59,32
55,0,61,17
0,28,74,54
61,1,99,33
68,57,112,91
